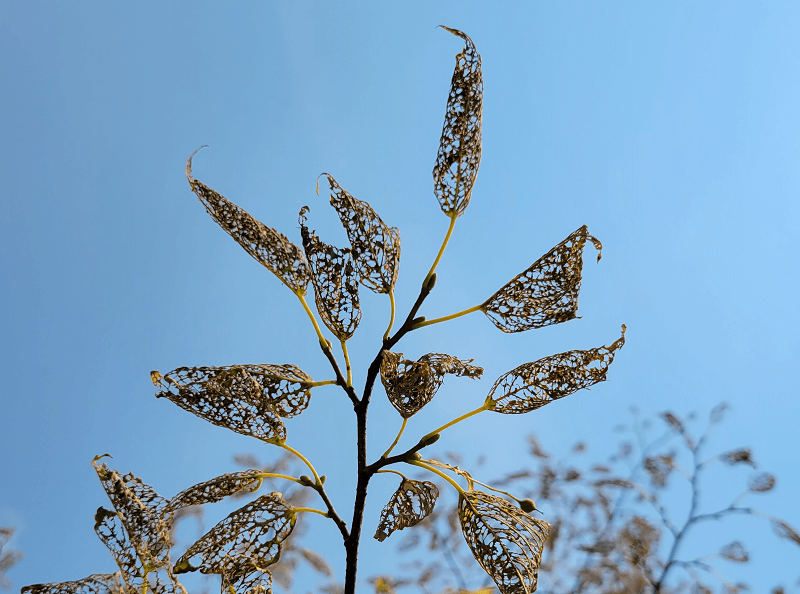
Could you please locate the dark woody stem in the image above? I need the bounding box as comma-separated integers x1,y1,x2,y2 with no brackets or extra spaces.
342,273,437,594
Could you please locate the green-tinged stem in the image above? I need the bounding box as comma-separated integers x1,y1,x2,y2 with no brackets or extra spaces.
340,339,352,387
278,443,320,484
413,304,483,330
424,213,458,284
407,460,464,494
376,468,408,480
254,472,304,486
383,290,396,342
421,402,490,443
292,507,329,518
308,379,338,387
470,477,521,502
381,417,408,459
296,292,327,344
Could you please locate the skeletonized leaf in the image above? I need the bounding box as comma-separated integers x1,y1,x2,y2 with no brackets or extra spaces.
151,367,287,444
240,364,314,419
320,174,400,294
220,569,272,594
167,470,264,513
481,226,603,333
299,206,362,339
488,326,626,414
433,27,483,218
21,574,125,594
93,508,148,592
175,493,296,577
93,509,187,594
380,351,483,418
374,479,439,542
92,459,172,565
186,149,311,293
458,491,550,594
423,459,476,490
720,541,749,563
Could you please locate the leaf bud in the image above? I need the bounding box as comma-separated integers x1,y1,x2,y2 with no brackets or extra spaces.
406,452,423,462
320,475,327,484
412,316,426,326
419,433,441,447
518,498,538,513
425,273,437,292
299,475,314,486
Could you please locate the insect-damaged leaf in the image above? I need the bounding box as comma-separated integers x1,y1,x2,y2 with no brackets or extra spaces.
481,226,603,333
22,573,125,594
381,352,483,418
92,458,172,566
319,174,400,294
433,27,483,218
487,326,626,414
374,479,439,542
175,493,296,577
458,491,550,594
220,568,272,594
151,364,314,444
167,470,264,513
299,206,362,339
93,508,151,592
186,149,311,294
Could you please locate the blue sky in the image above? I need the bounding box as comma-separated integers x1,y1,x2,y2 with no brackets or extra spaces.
1,2,799,592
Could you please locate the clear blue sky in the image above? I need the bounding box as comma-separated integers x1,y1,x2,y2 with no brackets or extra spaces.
2,2,798,592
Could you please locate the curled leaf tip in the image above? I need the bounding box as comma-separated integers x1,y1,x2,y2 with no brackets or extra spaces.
185,145,209,181
482,226,603,333
488,328,626,414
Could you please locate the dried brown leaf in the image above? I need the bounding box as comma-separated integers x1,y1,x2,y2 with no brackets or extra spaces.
593,478,635,490
175,493,296,576
320,174,400,294
433,27,483,218
299,206,361,339
748,472,776,493
721,449,756,468
643,455,674,488
380,351,483,418
487,326,626,414
772,520,800,546
21,574,125,594
91,459,172,566
167,470,264,512
481,226,603,333
151,366,289,444
661,412,684,432
186,149,310,293
720,541,749,563
374,479,439,542
298,548,333,577
458,490,550,594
